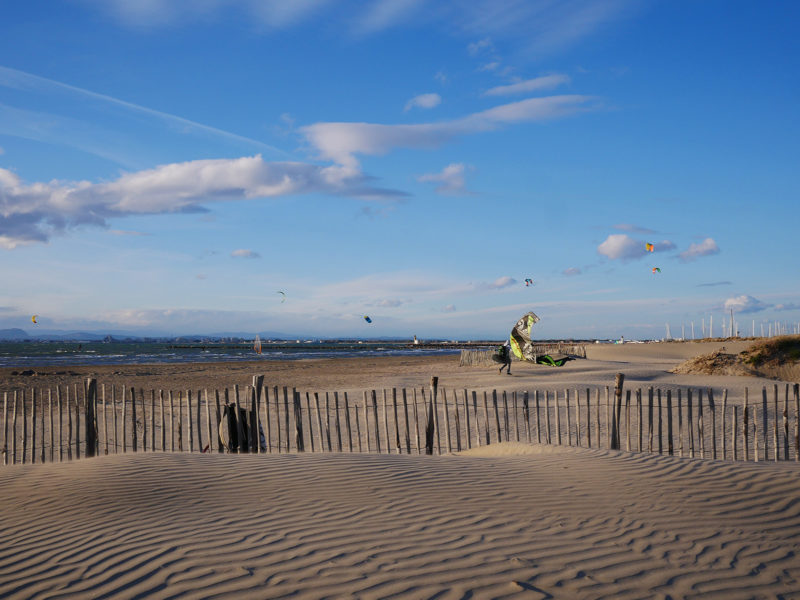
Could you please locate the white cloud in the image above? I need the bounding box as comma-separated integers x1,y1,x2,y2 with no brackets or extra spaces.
231,249,260,259
486,276,516,289
302,94,598,168
483,74,570,96
109,229,149,236
373,298,405,307
597,234,675,260
597,234,644,261
724,295,770,314
417,163,470,195
442,304,456,312
0,155,405,249
404,93,442,112
679,238,720,262
563,267,581,276
352,0,427,34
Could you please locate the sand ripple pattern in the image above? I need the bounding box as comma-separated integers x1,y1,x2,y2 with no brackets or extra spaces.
1,447,799,599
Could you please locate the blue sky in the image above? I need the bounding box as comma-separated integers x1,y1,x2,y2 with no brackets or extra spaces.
1,0,798,339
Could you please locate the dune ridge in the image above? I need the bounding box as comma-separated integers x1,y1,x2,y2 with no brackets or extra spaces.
1,446,799,599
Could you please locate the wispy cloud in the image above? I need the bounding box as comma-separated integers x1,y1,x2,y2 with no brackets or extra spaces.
417,163,471,195
563,267,581,276
0,155,405,249
302,94,599,168
774,302,800,312
485,276,517,289
679,237,720,262
0,65,285,166
352,0,427,35
696,281,732,288
613,223,656,234
404,93,442,112
442,304,456,312
231,249,260,259
109,229,150,236
483,74,570,96
724,294,770,314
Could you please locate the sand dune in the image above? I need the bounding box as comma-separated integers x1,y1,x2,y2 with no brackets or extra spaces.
1,446,799,599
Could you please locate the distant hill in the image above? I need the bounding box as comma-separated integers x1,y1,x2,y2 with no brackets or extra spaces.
0,328,30,340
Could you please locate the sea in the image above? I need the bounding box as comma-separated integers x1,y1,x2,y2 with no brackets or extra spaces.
0,340,466,368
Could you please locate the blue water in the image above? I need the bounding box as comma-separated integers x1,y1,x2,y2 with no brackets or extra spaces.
0,341,462,368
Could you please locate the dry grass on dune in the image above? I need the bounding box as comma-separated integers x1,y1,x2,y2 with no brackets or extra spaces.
1,446,800,599
671,335,800,382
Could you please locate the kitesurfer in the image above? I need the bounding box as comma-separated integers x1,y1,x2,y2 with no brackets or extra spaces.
496,340,512,375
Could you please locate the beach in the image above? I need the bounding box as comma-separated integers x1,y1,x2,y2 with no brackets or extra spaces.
1,340,799,599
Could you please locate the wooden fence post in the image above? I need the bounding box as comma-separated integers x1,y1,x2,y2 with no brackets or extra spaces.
2,392,7,465
317,392,327,451
483,391,491,446
371,389,380,452
11,391,18,464
657,389,663,455
782,384,789,460
697,389,704,459
743,399,749,461
721,390,727,460
666,389,674,456
492,390,501,445
120,386,126,454
344,392,353,452
85,379,97,458
554,390,561,445
354,399,362,453
425,377,437,455
677,389,683,457
294,390,304,452
564,389,571,446
773,384,779,462
732,404,738,461
283,387,290,453
503,391,510,443
456,390,465,450
464,389,473,449
761,387,768,461
625,390,631,451
381,390,389,453
647,387,654,453
708,388,716,460
169,390,175,452
74,384,81,459
335,391,343,452
687,389,693,458
403,389,411,453
392,388,401,453
535,390,542,444
151,390,156,452
362,391,370,453
794,384,800,461
130,386,136,453
585,388,591,448
415,389,423,453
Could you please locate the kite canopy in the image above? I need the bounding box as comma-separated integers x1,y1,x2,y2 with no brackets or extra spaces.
509,311,541,361
31,315,38,324
645,242,654,252
652,267,661,273
363,315,372,323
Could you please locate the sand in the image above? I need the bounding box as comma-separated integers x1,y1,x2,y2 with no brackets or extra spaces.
2,340,799,599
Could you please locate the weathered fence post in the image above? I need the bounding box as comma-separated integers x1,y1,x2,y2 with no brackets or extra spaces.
425,377,437,455
464,389,473,449
362,391,370,453
28,389,33,463
502,391,510,443
2,392,7,465
85,378,97,458
403,389,411,453
283,387,290,452
415,389,422,453
585,388,591,448
354,398,362,453
492,390,501,445
535,390,542,444
657,389,663,455
687,389,694,458
381,390,389,453
666,389,674,456
761,387,769,461
151,390,156,452
708,388,716,460
783,384,789,460
483,391,491,445
564,389,571,446
456,390,464,450
625,390,631,451
344,391,353,452
169,390,175,452
677,389,683,457
130,386,136,453
697,389,705,459
721,390,727,460
392,388,401,453
335,391,343,452
647,387,654,453
371,389,380,452
120,386,126,454
554,390,561,445
294,389,304,452
12,391,18,464
732,404,738,461
317,392,327,451
101,386,107,456
794,384,800,461
743,398,749,461
773,384,779,462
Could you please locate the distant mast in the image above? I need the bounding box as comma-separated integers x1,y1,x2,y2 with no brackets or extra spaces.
254,334,262,354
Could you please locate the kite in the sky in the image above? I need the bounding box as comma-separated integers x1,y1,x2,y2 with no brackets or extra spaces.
363,315,372,323
31,315,38,324
652,267,661,273
645,243,654,252
276,291,286,303
524,278,534,286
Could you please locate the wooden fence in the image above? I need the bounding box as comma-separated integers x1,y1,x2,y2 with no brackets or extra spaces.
1,375,799,465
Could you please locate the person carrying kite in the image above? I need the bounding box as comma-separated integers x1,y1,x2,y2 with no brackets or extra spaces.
495,340,512,375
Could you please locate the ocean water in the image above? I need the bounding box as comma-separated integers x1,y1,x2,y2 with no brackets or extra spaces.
0,341,462,368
